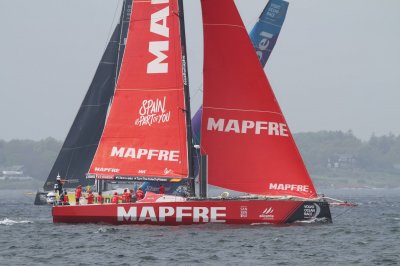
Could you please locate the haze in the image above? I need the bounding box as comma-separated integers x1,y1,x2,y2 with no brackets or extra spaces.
0,0,399,141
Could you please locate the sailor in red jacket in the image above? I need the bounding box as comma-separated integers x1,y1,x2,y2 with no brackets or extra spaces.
86,190,94,204
122,189,129,203
136,188,144,200
75,185,82,205
111,192,119,204
97,191,104,204
159,184,165,194
62,191,69,205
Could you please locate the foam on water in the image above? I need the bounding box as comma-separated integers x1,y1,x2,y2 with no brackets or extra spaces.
0,218,32,225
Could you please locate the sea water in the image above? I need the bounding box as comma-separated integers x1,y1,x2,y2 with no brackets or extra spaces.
0,188,399,265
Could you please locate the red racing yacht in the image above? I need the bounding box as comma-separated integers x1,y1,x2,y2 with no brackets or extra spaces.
53,0,331,225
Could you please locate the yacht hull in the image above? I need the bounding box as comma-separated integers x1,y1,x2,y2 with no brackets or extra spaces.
53,198,331,225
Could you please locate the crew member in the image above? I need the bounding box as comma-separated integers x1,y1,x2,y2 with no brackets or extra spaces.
122,189,129,203
111,192,119,204
75,185,82,205
136,188,144,201
97,191,103,204
54,176,65,196
62,191,69,205
86,190,94,204
159,184,165,194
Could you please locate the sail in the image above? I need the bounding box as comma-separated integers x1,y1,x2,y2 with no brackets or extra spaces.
250,0,289,66
200,0,317,198
89,0,190,181
43,2,132,190
192,0,289,174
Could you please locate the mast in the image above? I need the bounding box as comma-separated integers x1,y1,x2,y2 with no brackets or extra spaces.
178,0,195,196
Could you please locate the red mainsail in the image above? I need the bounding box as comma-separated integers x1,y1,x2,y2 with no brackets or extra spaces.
89,0,189,179
200,0,317,198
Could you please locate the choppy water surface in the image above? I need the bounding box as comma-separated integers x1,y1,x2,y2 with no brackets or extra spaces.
0,188,399,265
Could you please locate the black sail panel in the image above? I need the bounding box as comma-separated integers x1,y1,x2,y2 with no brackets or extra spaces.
44,26,119,190
43,1,132,190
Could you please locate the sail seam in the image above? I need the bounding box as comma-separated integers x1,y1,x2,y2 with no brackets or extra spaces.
117,88,183,91
204,106,282,115
203,23,245,30
61,144,98,151
80,103,110,107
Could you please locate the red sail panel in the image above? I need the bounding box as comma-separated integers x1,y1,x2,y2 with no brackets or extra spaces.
200,0,317,198
89,0,189,179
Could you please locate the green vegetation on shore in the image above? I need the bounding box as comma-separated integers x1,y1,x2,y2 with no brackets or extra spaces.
0,131,399,189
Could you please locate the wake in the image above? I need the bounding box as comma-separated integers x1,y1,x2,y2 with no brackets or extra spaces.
0,218,32,225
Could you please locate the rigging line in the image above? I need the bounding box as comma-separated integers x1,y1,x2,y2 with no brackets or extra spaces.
192,84,203,99
333,206,354,219
204,106,283,116
203,23,246,30
103,0,122,52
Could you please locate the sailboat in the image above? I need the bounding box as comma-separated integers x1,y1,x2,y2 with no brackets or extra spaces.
52,0,331,225
36,0,288,204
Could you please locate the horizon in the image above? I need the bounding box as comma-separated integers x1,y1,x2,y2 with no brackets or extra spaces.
1,129,398,143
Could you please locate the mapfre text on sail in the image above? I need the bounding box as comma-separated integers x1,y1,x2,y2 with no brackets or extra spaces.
207,117,289,136
110,147,180,162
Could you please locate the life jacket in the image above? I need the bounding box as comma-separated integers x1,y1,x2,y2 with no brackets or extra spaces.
97,195,103,204
87,193,94,204
75,188,82,198
122,192,128,203
111,195,119,204
63,194,69,204
136,190,144,200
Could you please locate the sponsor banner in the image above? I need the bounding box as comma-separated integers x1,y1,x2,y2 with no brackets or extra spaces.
89,0,189,179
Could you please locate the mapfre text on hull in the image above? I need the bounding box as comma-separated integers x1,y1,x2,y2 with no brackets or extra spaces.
53,198,332,225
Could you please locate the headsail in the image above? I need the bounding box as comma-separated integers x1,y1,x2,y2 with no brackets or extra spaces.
200,0,317,198
89,0,191,181
192,0,289,176
43,1,132,190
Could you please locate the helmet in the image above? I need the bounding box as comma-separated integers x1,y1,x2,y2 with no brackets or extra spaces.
114,192,118,195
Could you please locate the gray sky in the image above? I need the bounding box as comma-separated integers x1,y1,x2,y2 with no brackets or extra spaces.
0,0,399,141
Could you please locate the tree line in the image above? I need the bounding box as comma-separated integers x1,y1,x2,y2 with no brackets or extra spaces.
0,131,399,185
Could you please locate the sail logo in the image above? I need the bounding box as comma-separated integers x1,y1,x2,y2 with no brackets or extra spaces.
147,0,170,74
269,183,310,192
266,3,283,18
240,206,248,218
259,207,274,220
110,146,180,162
117,206,226,223
135,97,171,126
256,31,273,62
207,117,289,137
304,204,321,219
